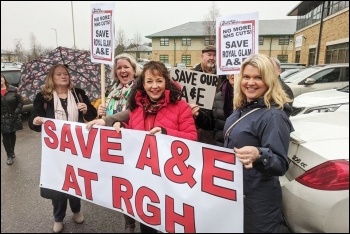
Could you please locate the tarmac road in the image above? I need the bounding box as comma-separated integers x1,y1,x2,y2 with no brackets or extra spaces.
1,114,141,233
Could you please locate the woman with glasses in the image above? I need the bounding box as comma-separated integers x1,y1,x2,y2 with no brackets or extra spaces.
28,64,97,233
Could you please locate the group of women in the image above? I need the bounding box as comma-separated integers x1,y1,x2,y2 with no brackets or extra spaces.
1,52,293,233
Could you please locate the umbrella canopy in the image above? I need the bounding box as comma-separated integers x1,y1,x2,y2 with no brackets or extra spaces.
18,46,113,102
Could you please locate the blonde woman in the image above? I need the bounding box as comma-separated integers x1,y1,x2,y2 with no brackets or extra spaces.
28,64,97,233
223,54,293,233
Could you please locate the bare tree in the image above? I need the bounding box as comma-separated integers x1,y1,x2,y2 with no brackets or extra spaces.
133,32,143,59
13,39,24,62
115,27,126,55
202,1,220,45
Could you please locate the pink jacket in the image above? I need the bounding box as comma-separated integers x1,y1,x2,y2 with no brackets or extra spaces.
125,90,197,141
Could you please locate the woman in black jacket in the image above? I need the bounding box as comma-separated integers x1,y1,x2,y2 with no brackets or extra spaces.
1,73,23,165
28,64,97,233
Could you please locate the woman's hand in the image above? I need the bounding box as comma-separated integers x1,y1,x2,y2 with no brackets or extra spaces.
33,116,44,126
113,122,123,133
86,118,106,130
149,127,162,135
77,102,88,114
97,104,106,117
189,103,200,117
234,146,261,169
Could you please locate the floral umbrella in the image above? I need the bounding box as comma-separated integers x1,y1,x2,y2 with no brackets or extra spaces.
18,46,112,102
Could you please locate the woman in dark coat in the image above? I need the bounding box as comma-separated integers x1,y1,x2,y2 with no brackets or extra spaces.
223,54,293,233
1,73,23,165
28,64,97,233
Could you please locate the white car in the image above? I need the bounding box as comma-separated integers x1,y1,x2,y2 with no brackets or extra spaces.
280,111,349,233
284,63,349,97
291,86,349,116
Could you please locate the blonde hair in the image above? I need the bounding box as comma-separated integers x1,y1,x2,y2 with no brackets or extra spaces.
42,64,74,101
111,53,142,84
234,54,291,109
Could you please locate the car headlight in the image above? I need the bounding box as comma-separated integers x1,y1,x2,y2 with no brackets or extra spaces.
304,104,342,114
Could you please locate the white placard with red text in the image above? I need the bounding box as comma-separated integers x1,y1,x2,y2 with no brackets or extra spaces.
216,12,259,75
90,2,115,65
40,118,243,233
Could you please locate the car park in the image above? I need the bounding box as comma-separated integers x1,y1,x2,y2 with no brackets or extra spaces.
284,63,349,97
280,111,349,233
291,85,349,116
1,67,33,114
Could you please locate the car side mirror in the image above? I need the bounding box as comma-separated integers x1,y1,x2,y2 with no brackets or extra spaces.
304,78,316,85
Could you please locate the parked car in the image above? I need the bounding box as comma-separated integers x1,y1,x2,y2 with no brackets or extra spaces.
176,63,187,69
280,63,306,72
291,85,349,116
280,68,305,81
284,63,349,97
280,111,349,233
164,63,172,72
1,67,33,114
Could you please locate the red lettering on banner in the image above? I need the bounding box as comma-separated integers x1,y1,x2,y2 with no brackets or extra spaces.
135,187,161,225
164,195,196,233
136,135,161,176
100,129,124,163
44,120,59,149
62,165,82,196
112,177,135,216
78,169,98,200
164,140,196,187
202,148,237,201
75,125,98,159
60,123,77,155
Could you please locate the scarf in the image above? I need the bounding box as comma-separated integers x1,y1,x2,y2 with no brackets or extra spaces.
141,94,165,114
53,90,79,122
106,80,134,115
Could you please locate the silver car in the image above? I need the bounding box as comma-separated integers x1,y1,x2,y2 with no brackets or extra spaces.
284,63,349,97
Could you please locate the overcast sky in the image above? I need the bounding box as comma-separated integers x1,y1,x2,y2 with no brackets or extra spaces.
1,1,301,51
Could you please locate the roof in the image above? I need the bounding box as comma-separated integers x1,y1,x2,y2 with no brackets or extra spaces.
124,45,152,52
287,1,323,16
146,19,297,38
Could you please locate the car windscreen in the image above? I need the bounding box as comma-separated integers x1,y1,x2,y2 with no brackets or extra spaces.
280,68,303,80
284,67,321,83
1,70,21,87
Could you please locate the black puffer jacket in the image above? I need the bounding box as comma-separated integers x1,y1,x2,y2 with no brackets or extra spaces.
1,86,23,133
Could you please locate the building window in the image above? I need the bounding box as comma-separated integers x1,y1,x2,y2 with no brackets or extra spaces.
259,36,264,45
277,55,288,63
278,36,290,45
325,42,349,64
295,51,301,63
181,55,191,65
204,37,215,46
160,38,169,46
182,38,191,46
159,55,169,63
309,48,316,66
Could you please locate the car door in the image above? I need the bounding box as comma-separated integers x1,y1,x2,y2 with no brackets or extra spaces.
299,67,343,95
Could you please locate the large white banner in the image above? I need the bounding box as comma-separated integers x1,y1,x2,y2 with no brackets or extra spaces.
216,12,259,75
170,68,217,110
90,2,115,65
40,119,244,233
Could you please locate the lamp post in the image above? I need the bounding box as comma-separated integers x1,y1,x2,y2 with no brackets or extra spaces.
51,28,58,48
71,1,76,49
